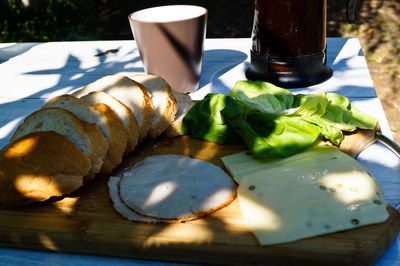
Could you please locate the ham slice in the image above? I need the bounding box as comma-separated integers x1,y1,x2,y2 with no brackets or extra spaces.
110,155,236,223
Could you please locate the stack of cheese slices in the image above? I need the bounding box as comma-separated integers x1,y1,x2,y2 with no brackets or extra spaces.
0,74,195,208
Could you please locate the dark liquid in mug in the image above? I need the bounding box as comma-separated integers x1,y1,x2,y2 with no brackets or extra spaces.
252,0,327,58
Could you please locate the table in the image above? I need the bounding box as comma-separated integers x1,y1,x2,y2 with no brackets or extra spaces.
0,38,399,265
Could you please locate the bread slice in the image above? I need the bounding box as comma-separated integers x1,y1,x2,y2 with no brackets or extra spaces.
164,92,195,138
80,91,139,154
0,131,91,208
10,108,108,181
128,74,177,139
72,75,153,142
41,95,126,176
92,103,127,175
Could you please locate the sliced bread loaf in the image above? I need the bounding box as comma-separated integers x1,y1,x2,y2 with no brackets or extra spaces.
72,75,153,142
0,131,91,208
80,91,139,154
42,94,126,176
10,107,108,181
128,74,177,139
165,92,195,138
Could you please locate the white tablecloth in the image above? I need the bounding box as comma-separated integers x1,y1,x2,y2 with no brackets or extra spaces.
0,38,399,265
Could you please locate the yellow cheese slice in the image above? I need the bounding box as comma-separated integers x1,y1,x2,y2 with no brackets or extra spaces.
222,145,389,245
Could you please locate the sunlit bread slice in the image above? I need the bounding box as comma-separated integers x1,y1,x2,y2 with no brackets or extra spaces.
164,92,195,138
0,131,91,208
42,94,126,176
128,74,177,139
10,108,108,180
80,91,139,154
72,75,153,141
92,103,127,175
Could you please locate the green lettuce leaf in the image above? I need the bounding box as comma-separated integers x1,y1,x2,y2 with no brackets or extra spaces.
230,80,294,114
181,93,242,144
221,100,320,159
292,92,377,145
181,80,378,160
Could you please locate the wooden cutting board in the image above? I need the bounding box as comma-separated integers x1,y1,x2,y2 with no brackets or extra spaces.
0,135,399,265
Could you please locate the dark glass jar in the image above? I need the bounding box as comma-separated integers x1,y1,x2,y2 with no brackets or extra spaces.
252,0,327,57
246,0,332,88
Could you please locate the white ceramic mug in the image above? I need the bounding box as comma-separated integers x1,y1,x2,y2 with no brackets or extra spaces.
128,5,208,93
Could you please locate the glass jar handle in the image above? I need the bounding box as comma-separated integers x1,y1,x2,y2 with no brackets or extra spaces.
346,0,360,24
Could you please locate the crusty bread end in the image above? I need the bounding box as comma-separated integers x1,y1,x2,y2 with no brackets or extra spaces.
164,92,195,138
0,131,90,208
10,107,108,181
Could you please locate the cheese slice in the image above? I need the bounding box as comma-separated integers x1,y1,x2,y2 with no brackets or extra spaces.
221,144,333,184
222,145,389,245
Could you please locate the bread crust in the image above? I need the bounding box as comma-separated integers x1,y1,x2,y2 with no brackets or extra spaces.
93,103,127,176
129,74,178,139
80,91,139,154
80,120,109,180
165,92,195,138
10,107,108,181
72,75,153,142
42,94,127,177
0,131,90,208
137,83,154,141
